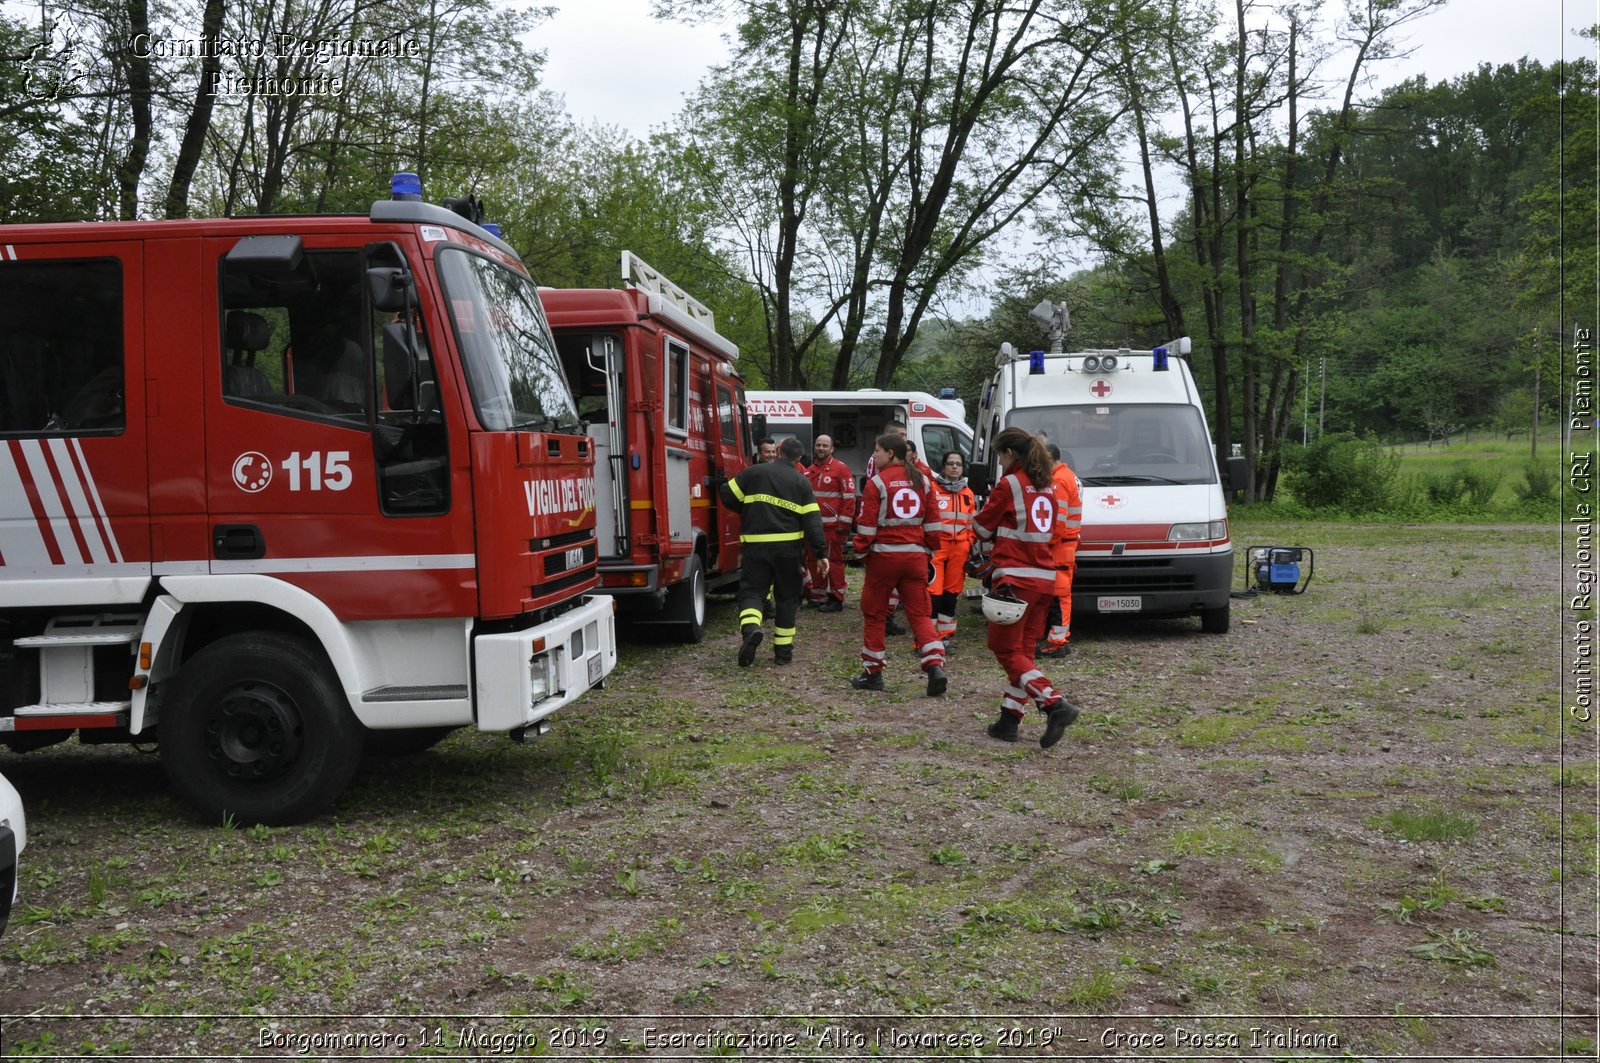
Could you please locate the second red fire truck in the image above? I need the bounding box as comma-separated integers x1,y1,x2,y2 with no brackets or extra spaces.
542,253,753,642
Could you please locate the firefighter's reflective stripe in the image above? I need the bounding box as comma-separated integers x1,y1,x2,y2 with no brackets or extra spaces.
773,624,796,647
741,530,806,543
727,479,820,517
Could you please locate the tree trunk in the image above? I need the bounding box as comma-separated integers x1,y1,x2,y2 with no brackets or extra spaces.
115,0,152,220
164,0,225,218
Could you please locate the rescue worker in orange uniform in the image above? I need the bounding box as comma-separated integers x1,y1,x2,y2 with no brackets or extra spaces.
1038,442,1082,659
972,427,1080,747
928,450,977,648
851,433,948,696
804,433,855,611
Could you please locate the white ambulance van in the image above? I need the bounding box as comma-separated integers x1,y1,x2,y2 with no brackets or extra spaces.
745,389,972,481
974,340,1244,634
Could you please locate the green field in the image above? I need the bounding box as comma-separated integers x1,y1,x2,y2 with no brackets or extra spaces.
0,519,1585,1059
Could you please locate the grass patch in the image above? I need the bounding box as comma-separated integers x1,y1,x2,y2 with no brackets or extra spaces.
1371,808,1478,843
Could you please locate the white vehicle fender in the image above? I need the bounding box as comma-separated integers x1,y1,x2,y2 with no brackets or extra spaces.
148,574,366,715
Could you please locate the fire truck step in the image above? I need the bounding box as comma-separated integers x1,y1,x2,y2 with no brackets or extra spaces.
13,701,132,716
362,684,469,703
5,702,132,731
15,616,142,648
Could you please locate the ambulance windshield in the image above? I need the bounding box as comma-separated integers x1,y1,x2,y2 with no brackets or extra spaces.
1006,404,1216,485
436,248,580,432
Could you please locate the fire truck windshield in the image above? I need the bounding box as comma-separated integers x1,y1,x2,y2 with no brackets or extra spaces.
437,248,580,432
1005,403,1217,486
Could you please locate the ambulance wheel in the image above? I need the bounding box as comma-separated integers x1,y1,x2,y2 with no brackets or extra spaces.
1200,604,1230,634
663,554,707,643
160,632,363,826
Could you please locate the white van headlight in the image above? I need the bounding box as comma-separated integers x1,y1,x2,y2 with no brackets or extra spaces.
1168,520,1227,541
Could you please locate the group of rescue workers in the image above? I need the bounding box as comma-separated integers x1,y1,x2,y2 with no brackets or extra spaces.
718,421,1084,750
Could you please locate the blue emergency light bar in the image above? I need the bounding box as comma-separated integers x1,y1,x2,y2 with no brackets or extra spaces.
482,222,502,237
1029,350,1046,374
1153,345,1170,372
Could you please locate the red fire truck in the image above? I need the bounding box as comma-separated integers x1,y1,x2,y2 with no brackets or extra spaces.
0,181,617,824
542,253,751,643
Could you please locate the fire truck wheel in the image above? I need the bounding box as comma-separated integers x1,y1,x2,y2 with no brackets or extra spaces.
364,725,460,756
662,554,707,643
1200,603,1231,634
160,632,363,826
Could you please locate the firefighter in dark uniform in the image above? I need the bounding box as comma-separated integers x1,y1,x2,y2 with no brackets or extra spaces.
720,437,829,667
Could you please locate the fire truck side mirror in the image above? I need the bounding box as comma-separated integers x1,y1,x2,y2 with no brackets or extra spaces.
367,267,416,314
750,413,768,440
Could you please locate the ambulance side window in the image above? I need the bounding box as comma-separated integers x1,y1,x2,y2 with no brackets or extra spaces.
922,423,967,467
664,338,689,437
0,258,124,436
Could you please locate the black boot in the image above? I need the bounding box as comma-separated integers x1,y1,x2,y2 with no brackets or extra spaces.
884,617,906,636
1040,698,1080,749
986,708,1020,742
738,626,763,668
850,670,885,691
925,665,947,697
774,646,794,666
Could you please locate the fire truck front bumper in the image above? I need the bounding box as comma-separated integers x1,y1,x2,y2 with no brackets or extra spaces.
473,595,618,733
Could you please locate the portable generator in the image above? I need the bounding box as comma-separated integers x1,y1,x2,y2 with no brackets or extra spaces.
1243,545,1313,595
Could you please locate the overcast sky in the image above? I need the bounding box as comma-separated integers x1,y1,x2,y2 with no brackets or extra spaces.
536,0,1597,138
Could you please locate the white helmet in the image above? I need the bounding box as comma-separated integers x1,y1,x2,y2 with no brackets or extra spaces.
982,589,1027,625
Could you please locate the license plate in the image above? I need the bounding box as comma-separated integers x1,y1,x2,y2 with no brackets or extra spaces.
586,653,603,686
1098,595,1142,613
565,547,585,571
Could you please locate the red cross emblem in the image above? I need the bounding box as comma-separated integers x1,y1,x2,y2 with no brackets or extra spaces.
1090,379,1111,398
891,488,922,519
1030,496,1054,532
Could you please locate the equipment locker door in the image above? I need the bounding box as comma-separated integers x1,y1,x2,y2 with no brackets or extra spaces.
0,242,151,607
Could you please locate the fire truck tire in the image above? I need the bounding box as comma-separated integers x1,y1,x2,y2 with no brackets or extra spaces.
364,725,459,756
160,632,363,826
1200,603,1231,634
662,554,707,643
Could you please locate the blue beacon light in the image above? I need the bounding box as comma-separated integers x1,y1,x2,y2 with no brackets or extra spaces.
1153,345,1170,372
391,172,423,201
1028,350,1045,375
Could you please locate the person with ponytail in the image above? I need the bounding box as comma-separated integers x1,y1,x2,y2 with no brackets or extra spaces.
851,433,948,697
971,427,1081,747
928,450,977,648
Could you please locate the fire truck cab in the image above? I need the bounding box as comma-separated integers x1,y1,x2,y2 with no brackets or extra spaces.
543,253,752,643
0,187,617,824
